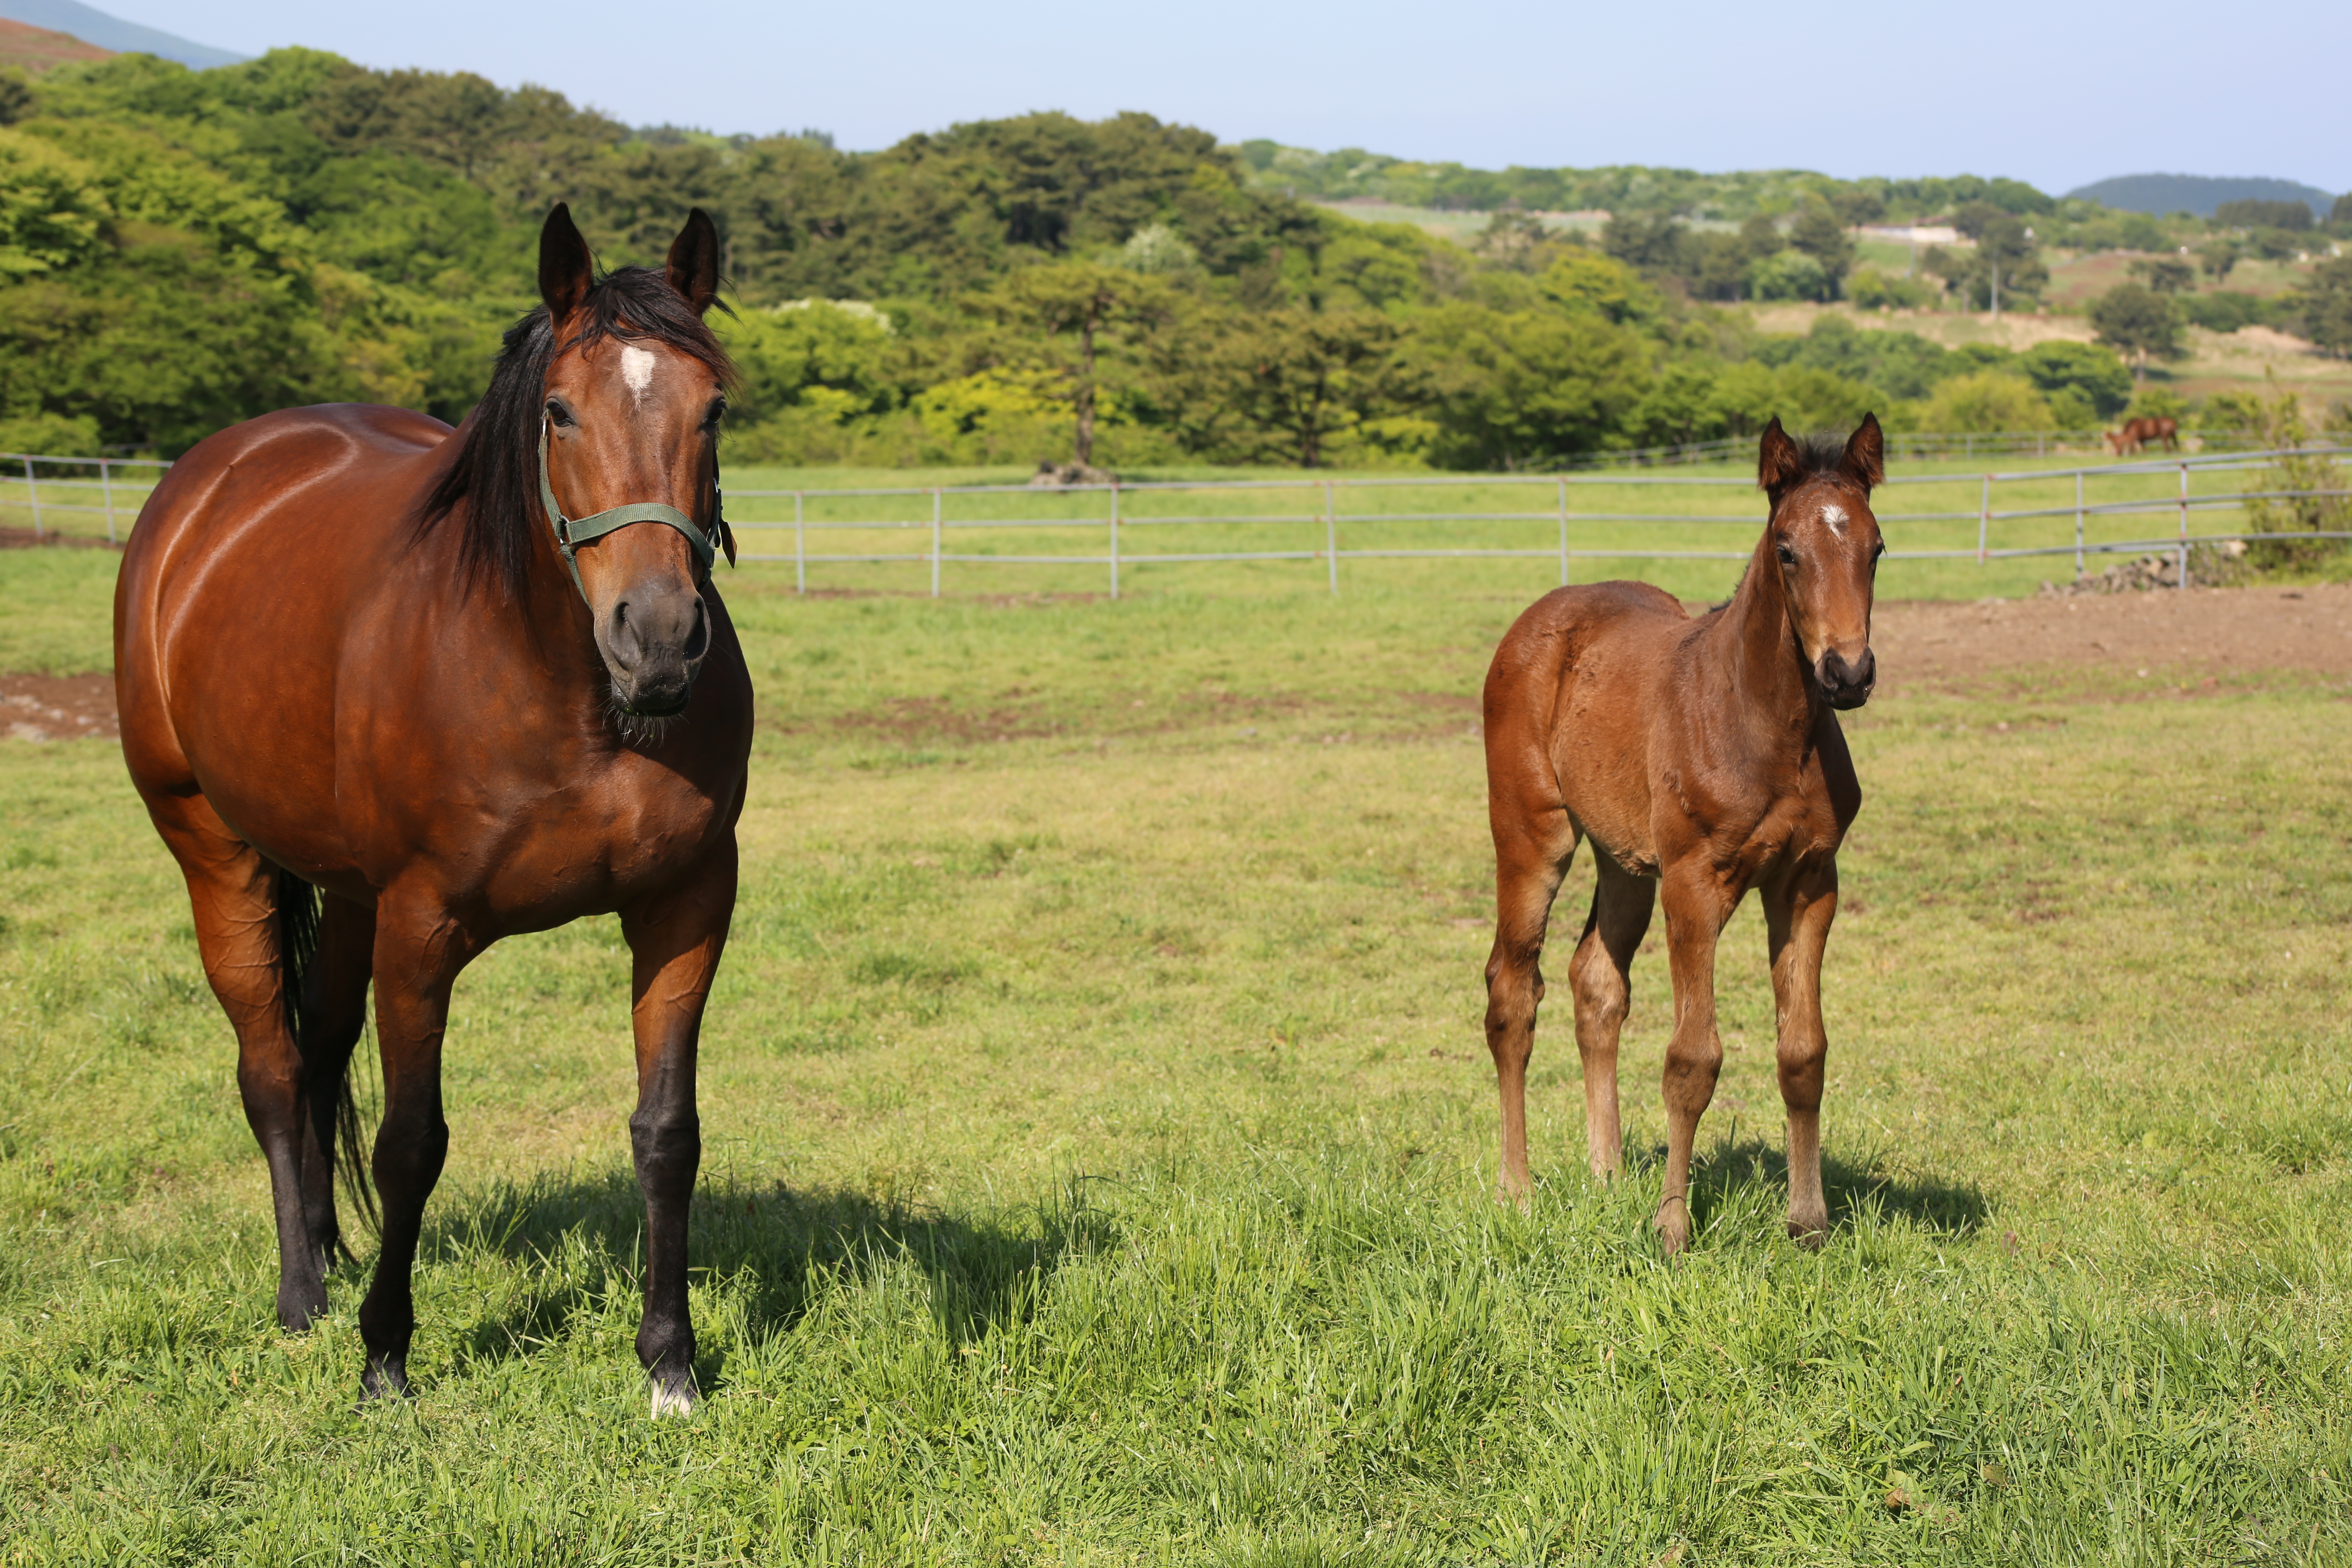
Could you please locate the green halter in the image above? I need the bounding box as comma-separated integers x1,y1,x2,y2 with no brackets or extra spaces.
538,419,724,603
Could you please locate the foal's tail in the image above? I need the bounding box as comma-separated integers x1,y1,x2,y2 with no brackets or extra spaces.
276,867,380,1243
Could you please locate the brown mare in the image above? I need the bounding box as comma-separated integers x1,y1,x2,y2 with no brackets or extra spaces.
1481,416,1885,1252
114,206,751,1412
2105,415,2180,457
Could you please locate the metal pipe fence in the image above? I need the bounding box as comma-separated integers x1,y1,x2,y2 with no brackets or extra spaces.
725,445,2350,597
8,444,2343,598
0,452,171,546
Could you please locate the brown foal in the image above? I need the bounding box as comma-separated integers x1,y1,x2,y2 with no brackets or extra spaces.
1480,415,1885,1252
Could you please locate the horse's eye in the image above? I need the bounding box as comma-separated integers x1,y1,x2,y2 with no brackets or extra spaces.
1872,540,1887,560
544,399,575,428
702,400,727,431
1776,542,1797,566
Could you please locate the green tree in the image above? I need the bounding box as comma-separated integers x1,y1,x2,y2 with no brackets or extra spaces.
2293,256,2352,359
2129,255,2195,293
2196,237,2240,282
1409,303,1650,468
2017,341,2132,417
1176,307,1421,468
1786,198,1855,293
985,262,1171,467
2088,283,2181,379
1919,370,2051,432
2214,198,2312,232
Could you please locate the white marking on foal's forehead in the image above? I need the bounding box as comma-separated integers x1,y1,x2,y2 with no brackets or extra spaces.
1820,502,1849,536
619,345,657,404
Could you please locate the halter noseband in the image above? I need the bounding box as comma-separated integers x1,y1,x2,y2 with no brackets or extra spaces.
538,419,725,603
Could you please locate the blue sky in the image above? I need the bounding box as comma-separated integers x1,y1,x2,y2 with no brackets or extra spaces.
94,0,2350,195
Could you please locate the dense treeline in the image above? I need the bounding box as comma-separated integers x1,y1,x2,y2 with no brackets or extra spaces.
0,48,2310,469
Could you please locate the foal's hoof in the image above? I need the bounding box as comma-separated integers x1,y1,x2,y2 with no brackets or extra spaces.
1787,1218,1829,1251
649,1367,700,1419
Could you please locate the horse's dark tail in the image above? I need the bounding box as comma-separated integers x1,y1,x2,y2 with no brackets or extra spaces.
276,867,379,1248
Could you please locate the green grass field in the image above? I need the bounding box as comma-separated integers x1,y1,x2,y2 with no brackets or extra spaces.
2,539,2348,1564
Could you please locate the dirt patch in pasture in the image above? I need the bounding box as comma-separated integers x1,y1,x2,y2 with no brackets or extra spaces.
2,673,118,740
0,527,118,551
1869,581,2352,691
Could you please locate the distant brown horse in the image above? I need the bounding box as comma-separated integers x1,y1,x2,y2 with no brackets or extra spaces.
114,205,751,1412
1481,415,1884,1252
2105,416,2179,457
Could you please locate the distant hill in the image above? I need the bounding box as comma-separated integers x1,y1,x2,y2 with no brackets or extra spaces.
2064,173,2335,219
0,0,241,68
0,13,107,71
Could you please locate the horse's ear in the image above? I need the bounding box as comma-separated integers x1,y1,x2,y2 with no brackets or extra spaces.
666,208,721,315
539,203,594,325
1839,412,1885,492
1757,416,1805,503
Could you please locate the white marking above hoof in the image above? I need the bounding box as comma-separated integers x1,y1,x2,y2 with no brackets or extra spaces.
649,1375,698,1418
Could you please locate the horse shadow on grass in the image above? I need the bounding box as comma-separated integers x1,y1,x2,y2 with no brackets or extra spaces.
1674,1134,1989,1243
415,1167,1113,1392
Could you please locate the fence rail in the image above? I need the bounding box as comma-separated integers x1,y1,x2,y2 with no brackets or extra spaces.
8,443,2345,596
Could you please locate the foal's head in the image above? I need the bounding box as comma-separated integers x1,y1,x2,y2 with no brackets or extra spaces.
1757,413,1885,710
537,205,734,717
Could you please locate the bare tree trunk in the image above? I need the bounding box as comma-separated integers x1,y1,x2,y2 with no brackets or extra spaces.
1074,317,1097,466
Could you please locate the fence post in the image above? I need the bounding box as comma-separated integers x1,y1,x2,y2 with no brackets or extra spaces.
1557,476,1569,586
1109,482,1120,601
2177,461,2189,590
23,457,39,541
931,487,942,598
100,458,116,546
2073,469,2084,578
794,491,805,594
1324,478,1337,597
1977,473,1990,566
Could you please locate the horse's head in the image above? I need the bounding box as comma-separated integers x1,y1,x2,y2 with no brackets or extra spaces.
537,205,729,717
1758,413,1885,711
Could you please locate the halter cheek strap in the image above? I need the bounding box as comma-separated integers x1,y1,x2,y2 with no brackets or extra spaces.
538,420,726,604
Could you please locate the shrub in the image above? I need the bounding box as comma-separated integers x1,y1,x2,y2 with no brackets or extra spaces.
1747,249,1833,303
1918,371,2052,433
2235,373,2349,568
1845,266,1937,311
2018,341,2132,417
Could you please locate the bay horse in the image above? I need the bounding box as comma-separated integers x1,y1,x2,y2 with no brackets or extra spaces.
2105,415,2179,457
1481,415,1884,1253
114,205,751,1412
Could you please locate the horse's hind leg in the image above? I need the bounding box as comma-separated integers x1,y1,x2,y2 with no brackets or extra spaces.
1566,860,1655,1179
144,798,330,1329
1655,862,1736,1255
1762,862,1839,1246
296,894,375,1272
1483,804,1578,1205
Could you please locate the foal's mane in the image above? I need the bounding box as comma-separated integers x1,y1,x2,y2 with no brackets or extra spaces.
416,267,738,601
1768,432,1864,512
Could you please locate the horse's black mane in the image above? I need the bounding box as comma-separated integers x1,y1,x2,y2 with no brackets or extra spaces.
416,266,736,601
1787,432,1853,481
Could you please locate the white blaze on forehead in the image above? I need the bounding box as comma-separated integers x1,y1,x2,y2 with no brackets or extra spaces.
1820,502,1849,537
619,344,657,404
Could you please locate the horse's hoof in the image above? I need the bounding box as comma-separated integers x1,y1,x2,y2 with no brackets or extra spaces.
359,1356,411,1404
649,1368,699,1419
276,1285,328,1334
1787,1218,1828,1250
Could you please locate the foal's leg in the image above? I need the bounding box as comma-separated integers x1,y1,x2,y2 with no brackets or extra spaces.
357,889,472,1400
1655,863,1738,1254
1564,861,1655,1179
620,838,737,1417
1483,806,1578,1204
296,893,375,1273
1762,862,1839,1245
144,798,330,1329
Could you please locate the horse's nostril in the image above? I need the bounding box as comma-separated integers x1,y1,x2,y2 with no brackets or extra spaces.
682,598,709,662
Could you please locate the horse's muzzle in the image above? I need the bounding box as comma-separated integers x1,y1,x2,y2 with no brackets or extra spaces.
1816,646,1875,710
599,584,711,716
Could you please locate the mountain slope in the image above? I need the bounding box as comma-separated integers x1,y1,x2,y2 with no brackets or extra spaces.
2065,172,2335,219
0,0,239,68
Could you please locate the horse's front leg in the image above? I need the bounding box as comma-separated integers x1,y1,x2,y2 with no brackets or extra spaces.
359,889,474,1400
1762,860,1838,1246
619,836,737,1417
1655,863,1736,1254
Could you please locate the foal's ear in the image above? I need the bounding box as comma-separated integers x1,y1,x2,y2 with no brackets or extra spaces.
1757,416,1806,503
666,208,722,315
539,203,595,325
1839,412,1886,492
